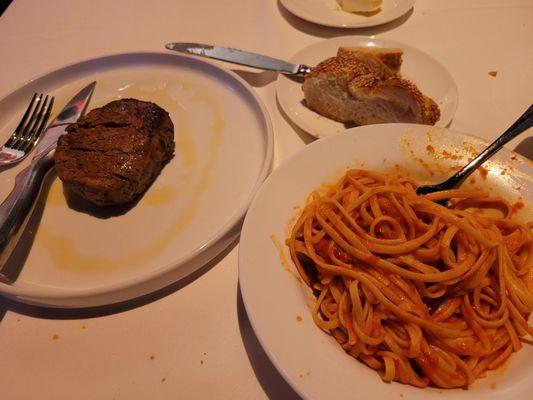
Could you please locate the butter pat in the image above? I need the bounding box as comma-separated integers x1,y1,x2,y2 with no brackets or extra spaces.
337,0,382,13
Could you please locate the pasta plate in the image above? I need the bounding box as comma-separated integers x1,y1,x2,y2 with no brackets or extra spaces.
238,123,532,399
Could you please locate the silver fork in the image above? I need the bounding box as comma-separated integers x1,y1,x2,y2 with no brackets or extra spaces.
0,94,55,166
416,104,533,197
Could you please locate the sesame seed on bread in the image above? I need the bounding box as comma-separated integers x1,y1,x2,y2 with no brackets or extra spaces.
302,47,440,126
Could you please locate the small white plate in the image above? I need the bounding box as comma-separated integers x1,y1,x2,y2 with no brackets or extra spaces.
277,36,458,138
280,0,415,28
239,124,532,400
0,52,273,308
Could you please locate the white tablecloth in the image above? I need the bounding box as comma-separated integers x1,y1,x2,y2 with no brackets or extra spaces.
0,1,532,399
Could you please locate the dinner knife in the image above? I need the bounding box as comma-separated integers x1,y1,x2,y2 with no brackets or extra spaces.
165,42,312,76
0,82,96,278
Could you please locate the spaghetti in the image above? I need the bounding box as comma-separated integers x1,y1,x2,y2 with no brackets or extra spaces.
287,169,532,388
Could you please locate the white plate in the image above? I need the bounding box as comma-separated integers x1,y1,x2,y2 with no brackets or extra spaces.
239,124,532,400
280,0,415,28
0,52,273,308
277,36,458,138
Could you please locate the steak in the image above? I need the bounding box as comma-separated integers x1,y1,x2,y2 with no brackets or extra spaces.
55,98,175,206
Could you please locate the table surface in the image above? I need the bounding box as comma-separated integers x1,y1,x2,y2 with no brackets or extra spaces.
0,1,532,399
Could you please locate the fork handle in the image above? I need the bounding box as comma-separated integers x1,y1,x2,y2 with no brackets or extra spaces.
440,104,533,188
0,155,54,276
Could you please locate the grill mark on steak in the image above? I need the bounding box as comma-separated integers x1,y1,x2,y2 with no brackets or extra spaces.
54,98,175,207
82,122,131,129
111,172,129,181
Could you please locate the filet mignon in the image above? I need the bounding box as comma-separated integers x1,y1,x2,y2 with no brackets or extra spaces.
55,98,175,206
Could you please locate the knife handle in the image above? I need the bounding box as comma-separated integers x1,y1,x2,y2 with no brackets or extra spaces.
0,155,54,278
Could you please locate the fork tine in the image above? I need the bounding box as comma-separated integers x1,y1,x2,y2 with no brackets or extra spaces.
9,94,44,149
20,95,49,144
17,93,43,138
4,93,40,148
15,94,52,151
21,96,55,152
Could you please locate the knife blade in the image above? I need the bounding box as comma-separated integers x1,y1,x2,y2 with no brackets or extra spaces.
32,81,96,162
0,82,96,276
165,43,312,76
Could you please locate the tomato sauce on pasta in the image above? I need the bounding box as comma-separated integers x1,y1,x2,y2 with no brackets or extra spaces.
287,169,532,388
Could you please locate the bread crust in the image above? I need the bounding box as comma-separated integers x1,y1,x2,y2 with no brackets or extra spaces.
337,47,404,74
303,48,440,126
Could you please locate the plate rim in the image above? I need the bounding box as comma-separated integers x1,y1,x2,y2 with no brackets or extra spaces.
279,0,416,28
276,35,459,138
0,51,274,306
238,123,531,400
